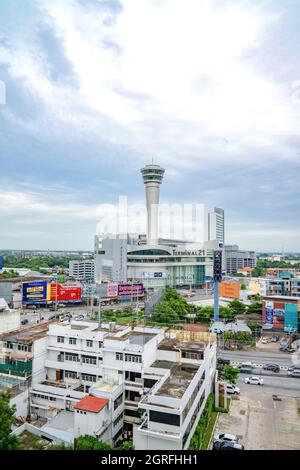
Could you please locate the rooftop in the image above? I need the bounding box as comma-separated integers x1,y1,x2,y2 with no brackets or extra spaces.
74,395,108,413
0,321,56,343
158,337,206,352
155,363,199,399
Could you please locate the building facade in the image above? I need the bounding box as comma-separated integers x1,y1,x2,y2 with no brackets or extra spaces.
69,260,95,281
28,320,216,449
224,245,256,274
206,207,225,246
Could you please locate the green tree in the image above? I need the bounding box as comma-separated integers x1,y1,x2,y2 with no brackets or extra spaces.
75,436,112,450
0,391,19,450
229,300,246,316
220,365,239,384
196,306,213,322
219,306,234,320
117,441,135,450
152,302,180,324
241,284,247,290
247,302,262,316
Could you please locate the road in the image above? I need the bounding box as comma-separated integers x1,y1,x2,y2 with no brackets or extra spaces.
20,301,144,327
220,349,295,368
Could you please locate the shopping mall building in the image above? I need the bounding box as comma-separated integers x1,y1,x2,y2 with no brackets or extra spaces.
94,164,220,290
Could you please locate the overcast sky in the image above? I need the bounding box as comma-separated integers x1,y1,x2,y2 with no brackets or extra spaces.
0,0,300,252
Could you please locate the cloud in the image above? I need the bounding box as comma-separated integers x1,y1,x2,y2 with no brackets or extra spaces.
0,0,300,250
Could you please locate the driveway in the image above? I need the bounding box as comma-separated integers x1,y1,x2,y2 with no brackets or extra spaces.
214,376,300,450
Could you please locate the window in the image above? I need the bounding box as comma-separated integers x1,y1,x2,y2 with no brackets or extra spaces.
116,353,123,361
86,340,93,347
125,354,142,363
98,341,103,348
81,374,97,383
65,353,79,362
82,356,96,365
57,336,64,343
114,392,123,410
150,411,180,427
182,351,203,360
113,412,123,427
65,370,78,379
69,337,77,345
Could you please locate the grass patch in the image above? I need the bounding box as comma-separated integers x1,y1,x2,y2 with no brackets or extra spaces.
200,411,217,450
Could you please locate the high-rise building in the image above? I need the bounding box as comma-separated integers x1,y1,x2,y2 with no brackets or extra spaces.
206,207,225,245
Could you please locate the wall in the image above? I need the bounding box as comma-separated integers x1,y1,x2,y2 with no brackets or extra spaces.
0,309,20,334
10,389,29,418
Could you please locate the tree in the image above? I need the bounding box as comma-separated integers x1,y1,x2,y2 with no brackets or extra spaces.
75,436,112,450
229,300,246,316
241,284,247,290
0,391,19,450
247,302,262,316
219,306,234,320
196,306,213,321
117,441,135,450
151,302,180,324
220,365,239,384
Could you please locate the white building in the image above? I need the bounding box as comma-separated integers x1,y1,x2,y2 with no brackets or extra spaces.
224,245,256,274
0,298,20,335
69,260,95,281
94,164,220,290
28,320,216,449
206,207,225,246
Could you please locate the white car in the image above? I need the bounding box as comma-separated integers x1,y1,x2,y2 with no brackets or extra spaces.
213,433,239,444
261,337,268,344
225,384,240,395
244,376,264,385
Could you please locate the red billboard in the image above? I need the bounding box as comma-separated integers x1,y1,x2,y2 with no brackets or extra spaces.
49,284,82,302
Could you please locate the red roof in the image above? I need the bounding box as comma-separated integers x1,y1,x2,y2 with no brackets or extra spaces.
74,396,108,413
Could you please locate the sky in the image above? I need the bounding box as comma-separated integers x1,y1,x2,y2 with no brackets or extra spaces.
0,0,300,252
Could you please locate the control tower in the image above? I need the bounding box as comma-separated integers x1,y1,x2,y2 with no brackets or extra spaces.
140,164,165,245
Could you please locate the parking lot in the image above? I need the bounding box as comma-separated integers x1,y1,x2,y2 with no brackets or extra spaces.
214,375,300,450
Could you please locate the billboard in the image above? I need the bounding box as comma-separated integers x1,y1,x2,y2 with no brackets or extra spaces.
117,283,144,297
284,303,298,333
219,282,240,299
107,283,118,298
265,301,274,326
22,281,49,304
0,256,3,270
142,272,167,279
49,283,82,302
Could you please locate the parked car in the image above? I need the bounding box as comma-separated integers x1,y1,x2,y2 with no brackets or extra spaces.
261,337,268,344
21,319,29,325
217,358,231,365
263,363,280,373
271,335,279,342
213,433,239,444
213,441,244,451
48,315,56,320
288,369,300,378
49,306,56,311
288,365,300,372
225,384,240,395
244,376,264,385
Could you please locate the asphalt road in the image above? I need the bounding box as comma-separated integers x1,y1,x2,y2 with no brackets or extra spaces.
220,349,296,368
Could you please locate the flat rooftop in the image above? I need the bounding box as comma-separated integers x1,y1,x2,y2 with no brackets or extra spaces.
158,338,206,352
155,363,199,399
0,321,56,343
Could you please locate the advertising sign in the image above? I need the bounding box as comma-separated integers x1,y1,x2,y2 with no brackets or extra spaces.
284,303,298,333
219,282,240,299
107,283,118,298
118,283,144,297
49,283,82,302
22,281,49,303
0,256,3,270
142,272,166,279
265,301,274,325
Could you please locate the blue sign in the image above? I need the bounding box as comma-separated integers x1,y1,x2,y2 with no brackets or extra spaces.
22,281,48,304
0,256,3,270
284,303,298,333
265,301,274,325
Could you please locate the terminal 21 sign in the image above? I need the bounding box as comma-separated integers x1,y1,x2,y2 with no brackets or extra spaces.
172,249,206,256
